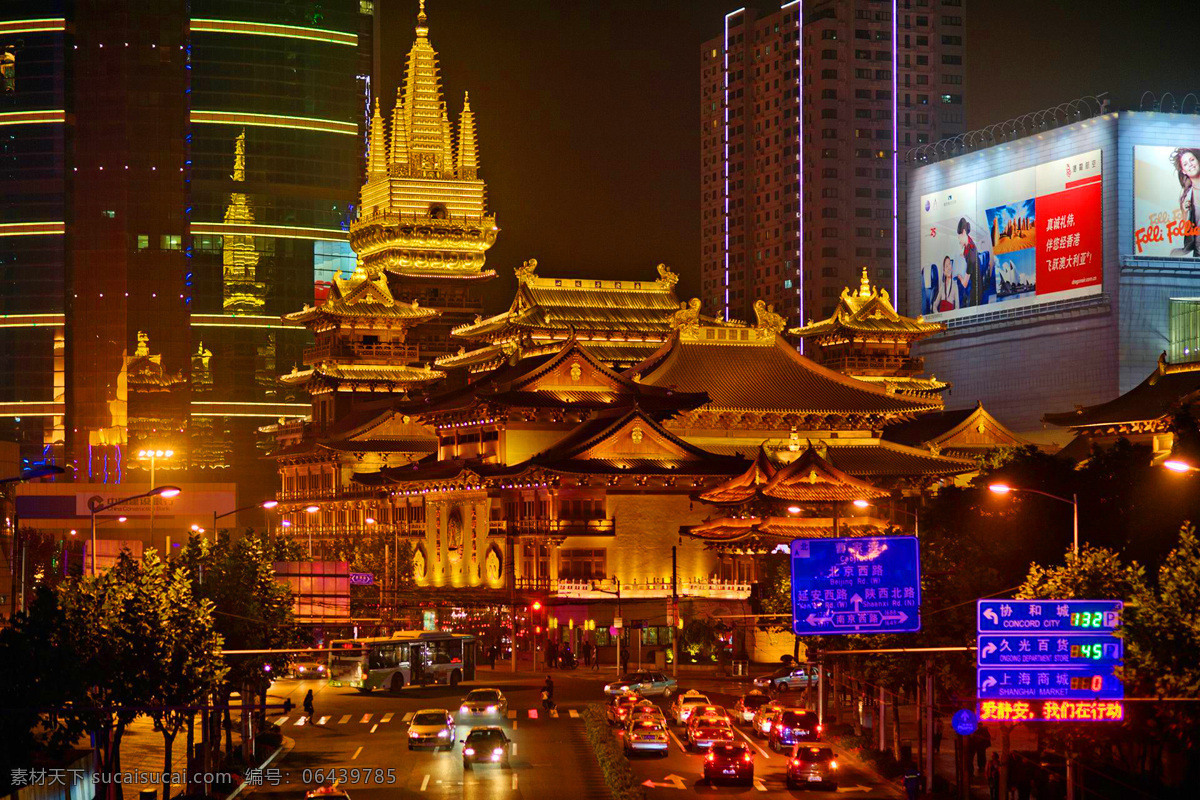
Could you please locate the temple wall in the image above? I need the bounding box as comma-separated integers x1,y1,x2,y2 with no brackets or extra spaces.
605,492,718,586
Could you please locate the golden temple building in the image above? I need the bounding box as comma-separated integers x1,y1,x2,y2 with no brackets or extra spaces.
790,268,949,398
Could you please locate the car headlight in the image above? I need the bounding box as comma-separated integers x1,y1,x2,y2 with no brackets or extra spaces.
298,666,305,672
486,705,497,713
317,665,325,672
461,705,469,713
464,747,475,756
439,730,449,737
493,748,504,756
604,685,612,692
409,731,420,738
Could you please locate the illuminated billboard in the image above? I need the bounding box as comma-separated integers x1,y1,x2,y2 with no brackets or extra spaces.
918,149,1103,322
1133,145,1200,257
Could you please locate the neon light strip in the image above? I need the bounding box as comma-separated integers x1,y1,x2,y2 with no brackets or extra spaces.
0,312,66,328
191,313,300,330
190,221,348,241
190,110,357,136
0,222,65,237
892,0,899,299
189,18,357,46
783,0,802,351
0,110,66,126
0,401,65,418
190,401,309,418
723,9,745,321
0,18,66,35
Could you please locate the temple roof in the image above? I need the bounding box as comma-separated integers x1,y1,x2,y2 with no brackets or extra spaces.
698,449,777,504
627,325,941,419
686,517,883,549
790,269,945,341
451,261,691,342
280,363,444,387
699,440,975,480
852,375,950,395
1043,355,1200,431
699,445,889,506
285,268,438,325
884,401,1028,454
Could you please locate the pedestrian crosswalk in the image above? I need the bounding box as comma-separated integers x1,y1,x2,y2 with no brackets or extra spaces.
276,707,589,730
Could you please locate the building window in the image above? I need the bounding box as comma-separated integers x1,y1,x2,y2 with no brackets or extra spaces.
136,235,149,251
160,234,181,250
559,549,606,580
101,210,116,219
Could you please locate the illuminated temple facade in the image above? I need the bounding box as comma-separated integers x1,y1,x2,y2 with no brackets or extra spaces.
270,6,991,646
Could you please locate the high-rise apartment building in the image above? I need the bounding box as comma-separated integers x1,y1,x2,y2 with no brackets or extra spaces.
700,0,965,330
0,0,374,502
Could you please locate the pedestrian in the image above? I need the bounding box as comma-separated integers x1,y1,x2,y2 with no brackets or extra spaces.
302,689,314,723
620,645,630,674
542,675,555,710
582,643,591,667
986,753,1000,800
902,767,921,800
591,643,600,671
548,640,558,669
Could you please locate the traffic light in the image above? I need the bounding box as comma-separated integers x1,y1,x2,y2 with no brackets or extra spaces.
532,601,542,611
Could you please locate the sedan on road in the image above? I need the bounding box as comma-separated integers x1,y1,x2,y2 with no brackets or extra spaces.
686,715,736,751
668,690,712,726
769,709,821,752
606,692,645,726
732,691,771,725
786,744,838,790
703,741,755,786
628,700,666,725
623,718,670,757
751,702,784,739
753,664,818,693
407,708,456,751
458,688,508,717
461,726,512,770
603,670,677,697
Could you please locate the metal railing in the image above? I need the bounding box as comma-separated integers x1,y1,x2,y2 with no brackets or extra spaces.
823,355,924,373
487,518,616,536
303,340,421,363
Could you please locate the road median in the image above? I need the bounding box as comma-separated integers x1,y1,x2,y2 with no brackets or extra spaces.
582,704,645,800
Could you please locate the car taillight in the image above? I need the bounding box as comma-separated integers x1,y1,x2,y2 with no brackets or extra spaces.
791,758,800,767
706,752,715,762
817,724,824,733
830,761,838,770
743,754,752,763
782,727,791,735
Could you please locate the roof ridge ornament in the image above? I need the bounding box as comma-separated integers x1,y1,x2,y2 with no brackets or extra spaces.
656,263,679,288
515,258,537,284
671,298,702,330
753,299,786,335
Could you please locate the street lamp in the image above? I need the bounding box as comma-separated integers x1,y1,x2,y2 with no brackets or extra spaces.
303,504,320,557
135,448,175,553
88,486,182,575
987,483,1078,555
852,498,919,536
212,498,281,537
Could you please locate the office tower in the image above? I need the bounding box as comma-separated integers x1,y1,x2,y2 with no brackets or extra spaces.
0,1,374,502
700,0,965,329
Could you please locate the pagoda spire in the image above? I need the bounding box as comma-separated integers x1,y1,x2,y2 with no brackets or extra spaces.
367,99,387,177
440,101,454,174
222,130,263,312
389,87,409,169
858,267,872,298
456,91,478,179
403,0,447,171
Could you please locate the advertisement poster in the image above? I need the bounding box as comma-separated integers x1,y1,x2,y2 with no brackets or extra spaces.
919,149,1102,321
1133,145,1200,258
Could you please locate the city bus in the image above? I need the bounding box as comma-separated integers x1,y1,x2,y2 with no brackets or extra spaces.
328,631,477,693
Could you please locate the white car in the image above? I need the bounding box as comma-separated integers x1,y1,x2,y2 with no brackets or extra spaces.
459,688,508,717
668,690,712,726
408,708,456,750
290,658,327,679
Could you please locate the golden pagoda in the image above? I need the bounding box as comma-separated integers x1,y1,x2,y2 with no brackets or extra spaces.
221,130,265,313
790,268,949,398
438,260,726,375
351,0,497,359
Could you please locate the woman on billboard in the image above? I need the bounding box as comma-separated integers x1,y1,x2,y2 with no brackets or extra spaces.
933,255,959,312
1170,147,1200,256
956,218,981,306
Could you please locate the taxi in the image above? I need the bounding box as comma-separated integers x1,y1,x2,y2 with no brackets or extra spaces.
628,699,666,724
686,714,736,751
668,690,712,726
732,690,771,725
623,717,670,756
306,787,350,800
606,692,644,726
751,703,785,739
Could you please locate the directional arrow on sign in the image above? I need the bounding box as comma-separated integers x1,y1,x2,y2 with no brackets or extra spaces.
806,613,832,626
984,608,1000,625
642,775,687,790
981,676,997,692
850,593,863,611
981,642,997,658
881,611,909,624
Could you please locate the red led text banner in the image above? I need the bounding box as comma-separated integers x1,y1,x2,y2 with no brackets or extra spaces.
978,699,1124,723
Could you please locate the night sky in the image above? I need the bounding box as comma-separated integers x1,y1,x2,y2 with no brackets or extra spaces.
378,0,1190,313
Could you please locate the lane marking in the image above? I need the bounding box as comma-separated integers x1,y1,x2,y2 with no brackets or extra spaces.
339,715,351,725
294,717,306,726
513,720,519,730
381,712,394,723
274,716,288,726
511,773,518,791
317,716,329,726
668,729,688,753
754,777,767,792
528,709,538,719
360,713,373,724
351,746,363,760
370,724,379,733
737,727,772,759
420,775,429,792
506,710,517,719
403,712,414,722
512,742,518,756
569,709,580,718
550,708,559,718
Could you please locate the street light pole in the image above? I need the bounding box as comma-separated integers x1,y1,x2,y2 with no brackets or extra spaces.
987,484,1079,555
88,486,182,576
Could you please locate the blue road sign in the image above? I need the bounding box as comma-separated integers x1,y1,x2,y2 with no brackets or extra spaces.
349,572,375,586
977,634,1123,666
951,709,978,736
977,599,1121,632
977,666,1123,700
790,535,920,635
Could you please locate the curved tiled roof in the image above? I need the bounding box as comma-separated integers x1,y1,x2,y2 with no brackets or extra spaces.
630,329,940,417
1043,357,1200,429
759,446,890,503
